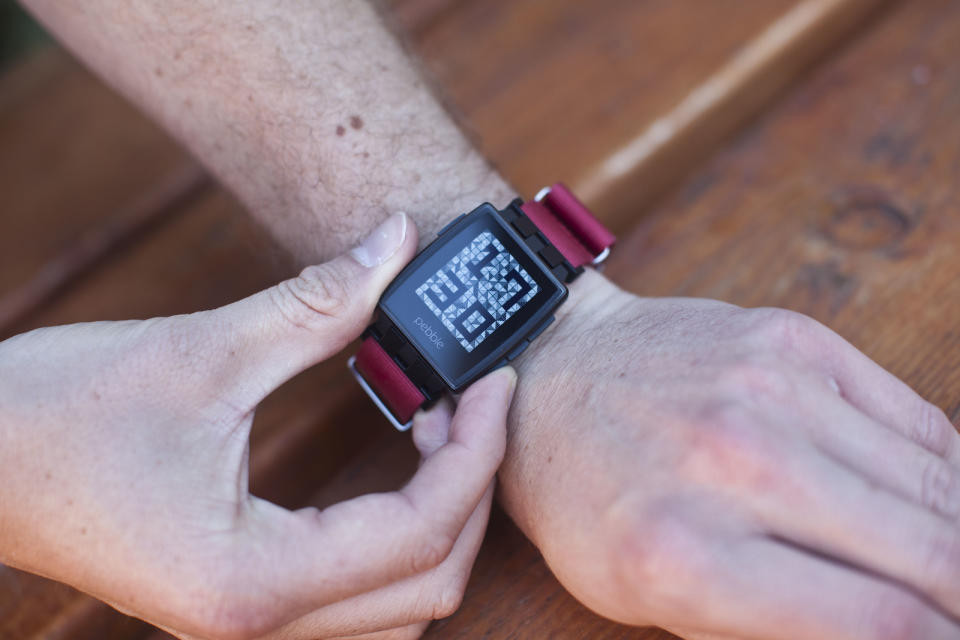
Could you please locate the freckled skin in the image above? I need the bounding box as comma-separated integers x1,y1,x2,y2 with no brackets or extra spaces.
335,125,345,136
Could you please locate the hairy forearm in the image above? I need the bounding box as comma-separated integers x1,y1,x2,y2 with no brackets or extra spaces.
22,0,512,260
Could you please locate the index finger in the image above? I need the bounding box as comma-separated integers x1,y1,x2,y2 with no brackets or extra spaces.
237,367,515,632
815,326,960,465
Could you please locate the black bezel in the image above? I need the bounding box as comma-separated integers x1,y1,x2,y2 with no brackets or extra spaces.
377,203,567,392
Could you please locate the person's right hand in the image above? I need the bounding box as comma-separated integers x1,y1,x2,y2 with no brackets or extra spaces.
504,269,960,640
0,213,514,640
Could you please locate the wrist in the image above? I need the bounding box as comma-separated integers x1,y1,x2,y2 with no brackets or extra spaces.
497,268,630,543
512,268,624,376
411,169,516,244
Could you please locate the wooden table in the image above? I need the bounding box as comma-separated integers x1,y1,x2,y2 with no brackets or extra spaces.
2,0,955,637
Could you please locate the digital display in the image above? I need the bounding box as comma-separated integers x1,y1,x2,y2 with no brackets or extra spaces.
415,231,539,352
379,205,565,391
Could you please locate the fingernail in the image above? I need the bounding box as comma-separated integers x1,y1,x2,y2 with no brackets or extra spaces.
497,366,518,403
350,212,407,267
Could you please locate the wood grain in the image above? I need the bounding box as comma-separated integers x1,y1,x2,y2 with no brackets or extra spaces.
406,0,794,201
0,0,929,637
404,0,888,233
606,0,960,420
0,48,201,327
576,0,891,232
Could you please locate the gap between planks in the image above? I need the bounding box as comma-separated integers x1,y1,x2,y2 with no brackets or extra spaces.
574,0,892,233
0,163,209,338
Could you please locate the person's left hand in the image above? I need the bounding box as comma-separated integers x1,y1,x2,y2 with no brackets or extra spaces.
0,213,515,640
504,270,960,640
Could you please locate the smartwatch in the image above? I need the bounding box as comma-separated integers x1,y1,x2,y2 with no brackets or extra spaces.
348,183,615,430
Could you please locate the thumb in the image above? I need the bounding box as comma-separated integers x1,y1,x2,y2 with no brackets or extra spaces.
212,212,418,395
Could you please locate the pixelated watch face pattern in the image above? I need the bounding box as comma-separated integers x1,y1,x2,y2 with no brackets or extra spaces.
415,231,539,352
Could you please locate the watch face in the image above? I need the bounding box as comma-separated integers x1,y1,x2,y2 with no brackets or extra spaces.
380,204,565,391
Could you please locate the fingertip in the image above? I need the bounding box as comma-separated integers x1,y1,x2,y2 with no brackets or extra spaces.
412,397,454,458
467,366,517,407
499,365,518,401
445,367,515,462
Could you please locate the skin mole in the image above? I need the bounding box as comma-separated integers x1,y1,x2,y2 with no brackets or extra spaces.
336,125,346,136
350,115,364,130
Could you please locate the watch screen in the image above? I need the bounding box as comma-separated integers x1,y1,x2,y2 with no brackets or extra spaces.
414,231,539,352
379,205,565,391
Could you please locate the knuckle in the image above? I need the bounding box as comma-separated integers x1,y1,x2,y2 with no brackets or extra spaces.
610,507,711,608
681,404,787,492
408,528,458,574
750,307,820,354
271,264,354,331
913,401,957,457
920,458,960,517
428,576,468,619
718,360,795,404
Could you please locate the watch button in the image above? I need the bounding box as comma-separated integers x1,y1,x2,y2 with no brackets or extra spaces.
425,373,445,397
506,340,530,361
526,315,555,342
437,213,467,237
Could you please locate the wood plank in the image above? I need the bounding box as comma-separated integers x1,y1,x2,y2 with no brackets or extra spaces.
385,0,458,37
406,0,887,232
0,163,206,337
607,0,960,408
577,0,893,231
0,47,206,337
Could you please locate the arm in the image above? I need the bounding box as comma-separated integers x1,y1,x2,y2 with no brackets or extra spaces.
21,2,960,639
23,0,511,259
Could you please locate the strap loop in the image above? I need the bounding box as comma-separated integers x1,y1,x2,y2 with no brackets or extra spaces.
526,182,615,267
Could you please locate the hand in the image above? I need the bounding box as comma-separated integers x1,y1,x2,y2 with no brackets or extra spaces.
505,270,960,640
0,213,516,640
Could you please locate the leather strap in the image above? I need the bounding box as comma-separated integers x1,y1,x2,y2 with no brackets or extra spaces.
351,183,614,429
352,336,425,429
520,182,615,268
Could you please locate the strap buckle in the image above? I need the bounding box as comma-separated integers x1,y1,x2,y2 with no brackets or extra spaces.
348,356,413,432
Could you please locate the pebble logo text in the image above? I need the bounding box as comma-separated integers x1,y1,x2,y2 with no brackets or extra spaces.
414,316,445,349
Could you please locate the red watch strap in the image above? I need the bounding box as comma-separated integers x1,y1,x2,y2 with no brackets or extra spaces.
352,183,614,430
520,182,615,268
352,336,425,428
